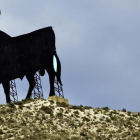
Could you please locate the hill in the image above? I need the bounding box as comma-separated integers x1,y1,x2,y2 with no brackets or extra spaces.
0,98,140,139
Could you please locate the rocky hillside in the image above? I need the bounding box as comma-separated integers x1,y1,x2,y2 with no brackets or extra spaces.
0,98,140,140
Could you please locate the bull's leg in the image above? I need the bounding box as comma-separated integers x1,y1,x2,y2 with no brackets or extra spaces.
47,70,55,96
2,81,11,103
26,73,36,99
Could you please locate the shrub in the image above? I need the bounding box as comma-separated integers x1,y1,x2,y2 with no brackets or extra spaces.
132,114,138,117
60,108,64,112
40,106,53,114
7,103,16,108
22,98,34,104
71,114,74,117
94,116,96,119
52,125,57,130
127,111,131,116
8,117,15,123
65,110,69,114
96,136,102,140
120,114,125,117
21,121,26,126
56,102,68,107
42,115,46,120
71,105,84,111
79,122,84,127
132,131,140,137
82,117,90,122
56,112,63,118
18,105,23,110
122,108,126,112
99,118,103,121
0,117,4,123
74,110,79,115
49,100,54,104
71,136,80,140
96,128,102,132
80,131,87,136
106,118,111,123
14,101,23,105
47,119,53,124
7,108,14,113
26,106,31,109
127,121,132,126
110,116,117,121
84,106,92,109
129,117,133,120
0,129,3,134
102,106,110,111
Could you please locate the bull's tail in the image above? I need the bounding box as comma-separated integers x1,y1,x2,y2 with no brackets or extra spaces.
54,52,63,86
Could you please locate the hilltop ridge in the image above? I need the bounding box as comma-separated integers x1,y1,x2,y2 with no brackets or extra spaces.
0,98,140,139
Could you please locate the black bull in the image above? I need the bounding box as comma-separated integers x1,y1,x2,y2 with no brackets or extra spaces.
0,27,62,103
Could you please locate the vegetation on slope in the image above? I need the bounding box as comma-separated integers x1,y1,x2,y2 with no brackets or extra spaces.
0,98,140,139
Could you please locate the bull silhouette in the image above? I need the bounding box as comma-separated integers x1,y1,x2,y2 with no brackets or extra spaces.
0,27,62,103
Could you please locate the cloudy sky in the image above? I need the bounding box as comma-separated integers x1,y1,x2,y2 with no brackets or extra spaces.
0,0,140,112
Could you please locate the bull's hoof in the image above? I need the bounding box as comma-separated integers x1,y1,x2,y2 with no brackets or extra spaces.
6,98,11,103
49,94,55,96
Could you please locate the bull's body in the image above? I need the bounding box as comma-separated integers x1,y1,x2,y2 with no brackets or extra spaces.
0,27,62,103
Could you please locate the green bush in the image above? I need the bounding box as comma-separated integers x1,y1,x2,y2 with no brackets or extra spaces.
49,100,54,104
7,108,14,113
120,114,125,117
22,98,34,104
133,114,138,117
102,106,110,111
80,131,87,136
106,118,111,123
110,116,117,121
84,106,92,109
79,122,84,127
74,110,79,115
96,128,102,132
18,105,23,110
60,108,64,112
127,121,132,126
0,117,4,123
14,101,23,105
0,129,3,134
96,136,102,140
40,106,53,114
132,131,140,137
122,108,126,112
71,136,80,140
7,103,16,108
56,102,68,107
65,110,69,114
56,112,63,118
82,117,90,122
129,117,133,120
127,111,131,116
71,105,84,111
0,110,7,115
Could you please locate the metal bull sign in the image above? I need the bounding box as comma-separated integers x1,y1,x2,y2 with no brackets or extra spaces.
0,27,63,103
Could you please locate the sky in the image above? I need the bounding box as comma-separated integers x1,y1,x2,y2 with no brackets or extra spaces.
0,0,140,112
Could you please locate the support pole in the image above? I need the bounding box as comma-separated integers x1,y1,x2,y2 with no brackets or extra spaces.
32,71,44,99
54,76,64,98
10,80,18,102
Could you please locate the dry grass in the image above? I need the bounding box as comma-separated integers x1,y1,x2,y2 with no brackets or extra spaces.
0,98,139,139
